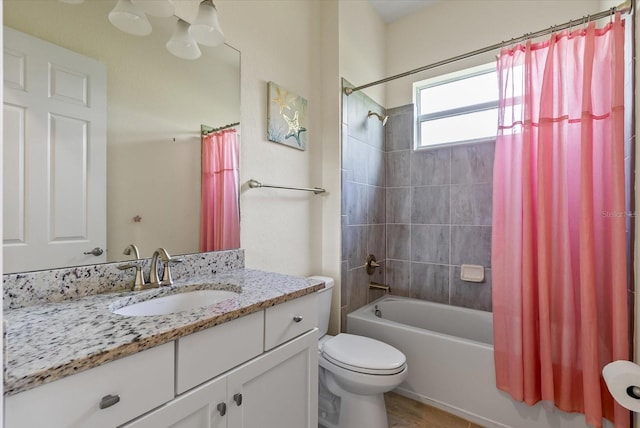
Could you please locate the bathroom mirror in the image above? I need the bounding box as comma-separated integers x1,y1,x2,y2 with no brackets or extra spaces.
3,0,241,273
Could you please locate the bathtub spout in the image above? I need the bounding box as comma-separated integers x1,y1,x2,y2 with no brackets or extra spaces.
369,282,391,293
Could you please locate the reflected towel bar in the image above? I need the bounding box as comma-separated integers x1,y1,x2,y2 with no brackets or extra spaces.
247,179,326,195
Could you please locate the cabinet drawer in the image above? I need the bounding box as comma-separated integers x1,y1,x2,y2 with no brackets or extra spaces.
264,293,317,350
176,310,264,394
5,341,174,428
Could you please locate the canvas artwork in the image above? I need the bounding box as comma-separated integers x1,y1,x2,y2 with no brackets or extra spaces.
267,81,308,151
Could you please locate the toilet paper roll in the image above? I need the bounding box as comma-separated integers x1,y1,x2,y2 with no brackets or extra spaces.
603,360,640,412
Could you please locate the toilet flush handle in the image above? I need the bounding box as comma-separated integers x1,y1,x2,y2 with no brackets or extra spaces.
293,315,303,323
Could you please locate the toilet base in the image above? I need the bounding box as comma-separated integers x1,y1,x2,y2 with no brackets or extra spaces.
322,366,390,428
337,390,389,428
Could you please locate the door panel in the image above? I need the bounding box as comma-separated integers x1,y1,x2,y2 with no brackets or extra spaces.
3,27,107,272
3,103,25,244
50,113,88,241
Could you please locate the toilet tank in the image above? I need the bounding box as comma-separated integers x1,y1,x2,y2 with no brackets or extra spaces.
308,276,334,338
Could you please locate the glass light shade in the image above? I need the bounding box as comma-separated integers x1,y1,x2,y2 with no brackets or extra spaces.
108,0,152,36
131,0,174,18
188,1,224,47
166,20,201,60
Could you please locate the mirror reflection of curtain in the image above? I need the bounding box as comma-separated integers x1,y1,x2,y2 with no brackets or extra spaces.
200,129,240,252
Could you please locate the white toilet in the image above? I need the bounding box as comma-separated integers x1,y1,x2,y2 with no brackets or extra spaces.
310,276,407,428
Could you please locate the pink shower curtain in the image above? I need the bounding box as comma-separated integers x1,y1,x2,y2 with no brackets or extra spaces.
492,15,628,428
200,129,240,252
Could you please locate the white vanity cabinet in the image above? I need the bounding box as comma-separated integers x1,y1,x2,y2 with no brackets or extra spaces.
124,330,318,428
5,292,319,428
126,293,319,428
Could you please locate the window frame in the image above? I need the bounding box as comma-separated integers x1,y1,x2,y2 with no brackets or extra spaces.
413,62,498,150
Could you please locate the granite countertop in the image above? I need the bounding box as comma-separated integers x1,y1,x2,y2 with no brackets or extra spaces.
4,268,324,397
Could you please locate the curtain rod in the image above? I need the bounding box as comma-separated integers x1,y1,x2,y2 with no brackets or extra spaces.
201,122,240,135
343,1,632,96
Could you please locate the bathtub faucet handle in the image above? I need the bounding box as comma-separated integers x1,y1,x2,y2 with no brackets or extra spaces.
366,254,380,275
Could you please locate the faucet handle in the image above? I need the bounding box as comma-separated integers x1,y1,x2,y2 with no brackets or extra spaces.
117,262,147,291
366,254,380,275
122,244,140,260
159,257,183,287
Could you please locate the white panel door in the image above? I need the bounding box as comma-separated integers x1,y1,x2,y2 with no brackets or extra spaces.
3,27,106,272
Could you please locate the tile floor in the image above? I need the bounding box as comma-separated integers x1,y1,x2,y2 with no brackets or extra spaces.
385,392,484,428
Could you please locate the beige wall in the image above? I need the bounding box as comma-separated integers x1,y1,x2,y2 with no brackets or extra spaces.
319,1,343,334
218,0,324,277
220,0,386,332
220,0,350,333
339,0,387,106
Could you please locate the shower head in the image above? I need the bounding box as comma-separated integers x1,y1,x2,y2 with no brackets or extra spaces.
368,110,388,126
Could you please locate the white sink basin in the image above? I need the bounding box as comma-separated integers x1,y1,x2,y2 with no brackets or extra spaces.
113,289,238,316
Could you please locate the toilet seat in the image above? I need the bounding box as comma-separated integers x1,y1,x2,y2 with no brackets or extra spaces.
321,333,406,375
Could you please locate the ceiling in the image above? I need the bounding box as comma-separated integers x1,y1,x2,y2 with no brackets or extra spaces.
369,0,440,23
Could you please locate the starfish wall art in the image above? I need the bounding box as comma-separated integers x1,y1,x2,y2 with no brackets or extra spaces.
267,81,308,150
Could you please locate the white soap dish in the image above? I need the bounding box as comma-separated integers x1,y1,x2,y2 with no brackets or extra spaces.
460,264,484,283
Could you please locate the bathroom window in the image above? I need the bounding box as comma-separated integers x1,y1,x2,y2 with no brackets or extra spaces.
414,63,498,148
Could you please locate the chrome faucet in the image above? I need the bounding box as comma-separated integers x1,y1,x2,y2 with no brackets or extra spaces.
149,247,181,287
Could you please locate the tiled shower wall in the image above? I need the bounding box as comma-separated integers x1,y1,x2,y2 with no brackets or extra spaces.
385,105,494,312
341,86,386,330
341,93,495,330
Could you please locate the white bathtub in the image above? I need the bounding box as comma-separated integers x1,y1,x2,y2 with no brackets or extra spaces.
347,296,613,428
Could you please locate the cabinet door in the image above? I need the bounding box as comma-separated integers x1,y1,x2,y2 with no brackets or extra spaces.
227,329,318,428
123,375,227,428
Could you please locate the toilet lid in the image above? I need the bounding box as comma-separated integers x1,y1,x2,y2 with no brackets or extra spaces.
321,334,406,375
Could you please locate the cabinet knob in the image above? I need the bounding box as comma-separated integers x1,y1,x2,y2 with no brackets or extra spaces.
233,393,243,406
217,402,227,416
293,315,303,323
99,394,120,409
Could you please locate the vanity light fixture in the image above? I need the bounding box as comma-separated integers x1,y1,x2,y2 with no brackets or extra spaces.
108,0,152,36
189,0,225,47
92,0,226,59
166,19,202,60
